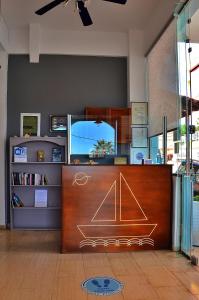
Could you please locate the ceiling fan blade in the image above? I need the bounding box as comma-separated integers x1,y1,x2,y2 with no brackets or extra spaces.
103,0,127,4
77,1,93,26
35,0,64,15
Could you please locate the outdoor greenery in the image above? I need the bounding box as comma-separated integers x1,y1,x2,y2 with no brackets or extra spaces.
193,195,199,202
181,124,186,136
91,139,114,156
181,118,199,136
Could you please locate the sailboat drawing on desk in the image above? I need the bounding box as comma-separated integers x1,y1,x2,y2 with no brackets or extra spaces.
77,173,158,248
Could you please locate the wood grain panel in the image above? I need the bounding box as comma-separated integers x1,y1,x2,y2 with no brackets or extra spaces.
61,165,172,253
109,108,131,144
85,106,131,143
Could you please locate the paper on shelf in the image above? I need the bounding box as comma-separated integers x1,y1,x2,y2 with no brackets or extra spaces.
34,189,48,207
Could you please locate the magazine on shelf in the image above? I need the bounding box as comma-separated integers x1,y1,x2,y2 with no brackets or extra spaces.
14,147,27,162
34,189,48,207
52,147,62,162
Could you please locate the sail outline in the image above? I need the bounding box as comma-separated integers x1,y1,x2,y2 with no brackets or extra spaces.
91,180,117,222
120,173,148,222
77,172,158,240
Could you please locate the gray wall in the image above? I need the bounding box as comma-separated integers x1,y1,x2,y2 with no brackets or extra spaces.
7,55,127,137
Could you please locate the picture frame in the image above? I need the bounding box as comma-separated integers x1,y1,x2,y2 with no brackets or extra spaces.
131,102,148,125
50,115,67,132
131,127,148,148
20,113,41,137
130,148,149,164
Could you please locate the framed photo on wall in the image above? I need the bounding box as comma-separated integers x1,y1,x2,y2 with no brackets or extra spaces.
131,127,148,148
130,148,149,164
131,102,148,125
50,115,67,132
20,113,41,137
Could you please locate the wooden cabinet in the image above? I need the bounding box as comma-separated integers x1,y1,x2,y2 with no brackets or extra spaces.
61,165,172,253
109,108,131,144
85,107,110,123
85,107,131,144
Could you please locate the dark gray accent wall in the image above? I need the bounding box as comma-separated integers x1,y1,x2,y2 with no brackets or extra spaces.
7,55,127,137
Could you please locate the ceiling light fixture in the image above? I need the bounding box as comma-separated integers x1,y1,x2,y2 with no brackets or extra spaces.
35,0,127,27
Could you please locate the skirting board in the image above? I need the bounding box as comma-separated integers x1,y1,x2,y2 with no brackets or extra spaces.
0,225,6,230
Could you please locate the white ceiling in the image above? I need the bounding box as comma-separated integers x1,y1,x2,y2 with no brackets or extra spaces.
1,0,165,32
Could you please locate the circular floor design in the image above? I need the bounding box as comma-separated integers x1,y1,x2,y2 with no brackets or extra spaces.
82,276,123,296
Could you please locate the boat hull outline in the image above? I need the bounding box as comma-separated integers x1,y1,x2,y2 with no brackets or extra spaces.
77,224,157,239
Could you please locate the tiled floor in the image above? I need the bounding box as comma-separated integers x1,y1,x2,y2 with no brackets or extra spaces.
0,230,199,299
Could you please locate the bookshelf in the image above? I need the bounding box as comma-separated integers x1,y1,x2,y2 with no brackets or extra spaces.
9,137,67,229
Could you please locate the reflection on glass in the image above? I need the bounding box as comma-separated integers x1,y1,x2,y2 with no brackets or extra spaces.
150,135,163,164
150,131,180,173
71,120,115,156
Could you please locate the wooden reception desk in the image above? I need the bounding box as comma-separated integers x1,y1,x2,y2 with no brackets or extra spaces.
61,165,172,253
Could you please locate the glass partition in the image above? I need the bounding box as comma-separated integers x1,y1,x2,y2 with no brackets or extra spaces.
176,0,199,258
68,115,131,165
177,0,192,258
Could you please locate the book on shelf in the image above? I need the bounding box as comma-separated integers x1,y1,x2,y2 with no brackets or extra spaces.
11,193,24,207
52,147,62,162
35,189,48,207
14,147,27,162
12,172,48,186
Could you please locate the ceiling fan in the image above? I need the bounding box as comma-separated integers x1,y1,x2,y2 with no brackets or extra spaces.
35,0,127,26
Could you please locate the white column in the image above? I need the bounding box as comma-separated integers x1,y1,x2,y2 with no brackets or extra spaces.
128,29,147,104
29,23,41,63
0,50,8,226
0,15,9,51
128,30,148,164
